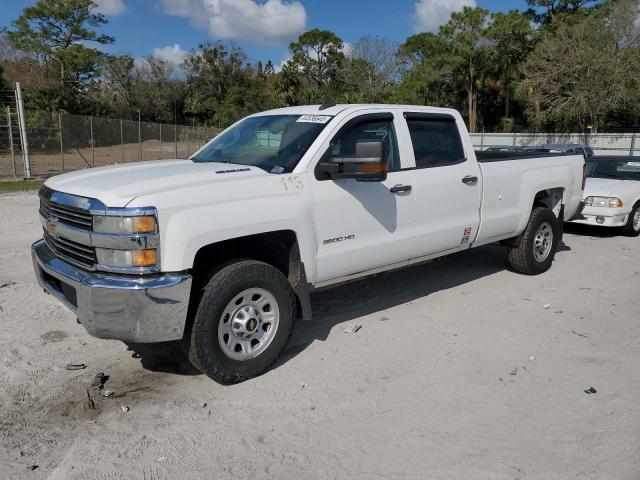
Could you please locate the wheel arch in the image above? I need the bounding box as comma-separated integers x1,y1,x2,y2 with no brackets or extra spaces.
187,230,313,325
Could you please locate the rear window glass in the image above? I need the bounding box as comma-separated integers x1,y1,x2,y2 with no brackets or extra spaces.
406,118,465,168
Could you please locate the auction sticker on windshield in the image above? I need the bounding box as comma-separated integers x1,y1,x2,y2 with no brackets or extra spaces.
297,115,332,124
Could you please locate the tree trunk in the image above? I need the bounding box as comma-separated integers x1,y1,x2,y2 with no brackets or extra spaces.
467,86,477,133
504,93,510,119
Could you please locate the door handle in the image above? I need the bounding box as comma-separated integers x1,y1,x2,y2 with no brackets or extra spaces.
390,184,412,194
461,176,478,186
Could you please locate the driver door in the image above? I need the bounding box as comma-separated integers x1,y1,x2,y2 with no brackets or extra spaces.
309,110,416,284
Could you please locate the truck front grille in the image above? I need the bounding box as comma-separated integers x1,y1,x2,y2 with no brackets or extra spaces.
40,196,93,231
43,231,96,270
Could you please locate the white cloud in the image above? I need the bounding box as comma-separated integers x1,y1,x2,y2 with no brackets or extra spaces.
93,0,126,15
160,0,307,44
152,43,188,65
274,54,291,72
414,0,476,32
342,42,354,58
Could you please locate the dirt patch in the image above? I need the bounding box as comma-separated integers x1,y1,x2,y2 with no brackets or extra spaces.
40,330,69,343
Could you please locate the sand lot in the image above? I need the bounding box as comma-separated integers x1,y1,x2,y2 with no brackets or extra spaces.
0,191,639,479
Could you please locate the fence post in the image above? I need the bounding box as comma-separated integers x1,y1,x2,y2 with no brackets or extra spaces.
630,133,637,156
159,123,163,160
138,111,142,162
58,113,65,171
174,124,177,158
480,127,485,149
6,106,16,179
15,82,31,179
512,130,517,147
90,115,95,166
186,126,190,157
120,119,124,163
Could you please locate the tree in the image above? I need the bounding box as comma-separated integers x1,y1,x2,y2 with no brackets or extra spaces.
526,0,599,24
7,0,113,111
288,29,345,90
393,32,454,107
518,2,640,130
485,10,533,121
440,7,491,133
184,43,249,123
346,36,400,100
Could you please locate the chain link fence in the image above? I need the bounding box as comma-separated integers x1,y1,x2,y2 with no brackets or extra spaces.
0,110,221,178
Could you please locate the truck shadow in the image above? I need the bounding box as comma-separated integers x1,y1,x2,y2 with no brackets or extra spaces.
564,222,623,238
127,243,569,377
275,244,511,367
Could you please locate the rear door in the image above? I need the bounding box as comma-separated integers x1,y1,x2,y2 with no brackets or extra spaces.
402,112,482,257
309,110,416,284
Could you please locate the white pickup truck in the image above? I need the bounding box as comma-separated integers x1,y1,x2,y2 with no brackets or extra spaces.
32,104,586,383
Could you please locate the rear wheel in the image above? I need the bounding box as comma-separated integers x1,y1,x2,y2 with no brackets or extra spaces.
508,207,559,275
185,260,295,384
623,202,640,237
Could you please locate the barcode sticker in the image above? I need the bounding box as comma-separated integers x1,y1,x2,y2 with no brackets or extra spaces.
297,115,332,124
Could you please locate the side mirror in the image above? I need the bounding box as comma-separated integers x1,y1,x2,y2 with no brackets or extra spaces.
319,140,388,182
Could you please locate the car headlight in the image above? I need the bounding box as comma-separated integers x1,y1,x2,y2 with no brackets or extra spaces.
93,215,157,234
96,248,158,268
584,196,623,208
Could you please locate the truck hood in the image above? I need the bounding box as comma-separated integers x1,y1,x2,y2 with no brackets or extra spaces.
44,160,269,207
584,177,640,199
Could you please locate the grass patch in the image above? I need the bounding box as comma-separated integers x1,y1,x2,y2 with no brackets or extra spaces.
0,179,44,193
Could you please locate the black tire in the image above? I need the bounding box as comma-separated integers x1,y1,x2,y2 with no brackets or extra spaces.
508,207,559,275
622,202,640,237
185,260,295,384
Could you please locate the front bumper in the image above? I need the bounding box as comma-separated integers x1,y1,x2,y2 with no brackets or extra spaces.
569,205,630,228
32,239,192,343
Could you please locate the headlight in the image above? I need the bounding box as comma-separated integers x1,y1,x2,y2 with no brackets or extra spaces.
609,197,623,208
96,248,158,268
584,196,623,208
93,215,157,234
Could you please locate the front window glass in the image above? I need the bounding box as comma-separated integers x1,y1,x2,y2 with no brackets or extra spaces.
192,115,331,173
587,159,640,181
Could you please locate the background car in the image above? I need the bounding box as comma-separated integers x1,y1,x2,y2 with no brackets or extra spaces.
528,143,595,157
570,156,640,236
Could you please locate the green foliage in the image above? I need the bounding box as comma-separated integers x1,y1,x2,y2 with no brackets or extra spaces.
518,1,640,131
3,0,639,134
288,29,345,89
7,0,113,112
0,180,44,192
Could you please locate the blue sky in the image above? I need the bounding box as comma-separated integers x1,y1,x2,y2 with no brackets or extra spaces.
1,0,529,66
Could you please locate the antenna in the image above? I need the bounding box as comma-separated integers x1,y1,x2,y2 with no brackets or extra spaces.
319,102,336,111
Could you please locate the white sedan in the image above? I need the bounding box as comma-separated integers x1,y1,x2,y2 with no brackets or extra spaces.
570,157,640,236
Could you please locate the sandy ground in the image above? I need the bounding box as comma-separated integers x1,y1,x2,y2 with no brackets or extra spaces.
0,140,208,178
1,191,639,480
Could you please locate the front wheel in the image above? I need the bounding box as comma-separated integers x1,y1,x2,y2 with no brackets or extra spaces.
623,202,640,237
185,260,295,384
508,207,559,275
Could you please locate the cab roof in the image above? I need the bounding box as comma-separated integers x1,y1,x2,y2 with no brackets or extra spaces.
252,104,460,118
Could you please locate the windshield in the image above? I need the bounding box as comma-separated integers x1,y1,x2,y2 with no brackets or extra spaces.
587,158,640,181
192,114,332,173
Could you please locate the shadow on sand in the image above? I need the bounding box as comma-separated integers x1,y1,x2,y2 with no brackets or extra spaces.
127,242,569,377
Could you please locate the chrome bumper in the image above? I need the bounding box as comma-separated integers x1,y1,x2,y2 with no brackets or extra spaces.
32,239,192,343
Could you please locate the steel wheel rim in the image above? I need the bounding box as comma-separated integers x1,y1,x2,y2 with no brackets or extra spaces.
633,209,640,231
218,288,280,361
533,221,553,262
